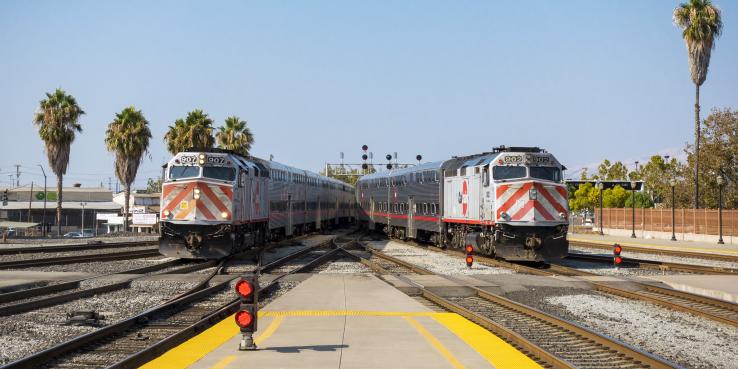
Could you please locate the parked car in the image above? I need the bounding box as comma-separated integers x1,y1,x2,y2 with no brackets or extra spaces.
5,227,16,237
63,232,83,238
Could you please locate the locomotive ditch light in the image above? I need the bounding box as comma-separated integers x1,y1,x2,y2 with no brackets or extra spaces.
163,210,170,217
559,212,566,219
221,211,230,219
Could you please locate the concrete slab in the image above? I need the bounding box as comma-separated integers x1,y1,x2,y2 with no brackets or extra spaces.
142,274,542,369
640,275,738,304
569,233,738,257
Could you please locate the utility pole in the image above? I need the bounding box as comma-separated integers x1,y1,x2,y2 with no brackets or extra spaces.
28,182,34,223
14,164,20,187
108,177,112,191
38,165,47,236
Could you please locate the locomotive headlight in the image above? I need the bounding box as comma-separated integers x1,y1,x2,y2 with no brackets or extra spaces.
194,188,201,199
529,188,538,200
163,210,170,217
500,212,510,220
198,153,206,165
221,211,229,219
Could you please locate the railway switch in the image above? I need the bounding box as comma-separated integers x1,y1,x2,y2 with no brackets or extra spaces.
613,244,623,266
236,273,259,350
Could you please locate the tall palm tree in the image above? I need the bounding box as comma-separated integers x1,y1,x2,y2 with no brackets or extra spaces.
33,89,84,236
216,116,254,156
105,107,152,231
674,0,723,208
164,109,214,154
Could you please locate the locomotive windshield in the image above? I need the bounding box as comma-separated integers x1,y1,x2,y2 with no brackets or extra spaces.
493,166,526,180
169,166,200,180
529,166,561,182
202,166,236,181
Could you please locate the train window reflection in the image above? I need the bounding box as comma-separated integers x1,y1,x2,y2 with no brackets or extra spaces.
529,167,561,182
492,166,526,180
169,166,200,180
203,167,237,181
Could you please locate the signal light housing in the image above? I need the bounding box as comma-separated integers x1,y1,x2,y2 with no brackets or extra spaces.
613,243,623,266
362,145,368,151
362,154,368,160
465,255,474,267
465,244,474,254
465,244,474,268
235,279,254,300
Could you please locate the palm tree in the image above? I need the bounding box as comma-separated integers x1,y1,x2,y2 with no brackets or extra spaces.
674,0,723,208
164,109,214,154
105,107,152,231
216,116,254,156
33,89,84,236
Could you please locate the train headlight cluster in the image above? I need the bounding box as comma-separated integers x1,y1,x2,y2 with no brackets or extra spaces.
198,153,206,165
529,188,538,200
194,188,201,199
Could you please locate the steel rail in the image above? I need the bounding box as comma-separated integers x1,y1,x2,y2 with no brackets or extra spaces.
0,260,218,316
0,236,340,369
353,243,679,369
0,248,160,269
0,240,158,255
105,238,347,369
566,252,738,275
569,239,738,263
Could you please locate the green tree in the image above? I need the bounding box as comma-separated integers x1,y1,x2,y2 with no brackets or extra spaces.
216,116,254,156
625,191,655,208
146,177,162,193
674,0,723,208
569,183,596,212
105,106,152,230
163,110,214,154
603,185,629,208
33,88,85,235
597,160,628,180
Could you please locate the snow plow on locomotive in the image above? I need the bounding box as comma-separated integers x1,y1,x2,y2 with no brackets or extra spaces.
356,146,569,262
160,149,355,259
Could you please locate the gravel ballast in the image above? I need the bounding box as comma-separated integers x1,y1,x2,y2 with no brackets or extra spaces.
366,240,515,275
7,256,171,273
0,279,199,365
570,245,738,270
505,287,738,369
556,258,686,276
0,245,158,263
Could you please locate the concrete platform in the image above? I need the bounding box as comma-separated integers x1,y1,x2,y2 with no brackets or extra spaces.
141,274,542,369
568,233,738,258
640,275,738,304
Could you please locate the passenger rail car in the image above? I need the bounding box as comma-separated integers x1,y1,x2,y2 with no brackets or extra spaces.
356,146,568,262
160,149,355,259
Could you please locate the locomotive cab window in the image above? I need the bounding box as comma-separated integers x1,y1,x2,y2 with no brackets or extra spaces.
492,166,526,180
169,165,200,180
203,166,237,181
529,167,561,182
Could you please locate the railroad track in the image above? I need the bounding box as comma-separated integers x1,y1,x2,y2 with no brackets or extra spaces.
382,237,738,329
569,239,738,263
0,240,157,256
1,235,347,369
0,259,218,316
0,248,161,269
348,241,678,369
566,252,738,275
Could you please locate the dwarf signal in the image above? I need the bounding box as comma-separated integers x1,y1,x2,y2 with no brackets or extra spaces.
236,273,259,350
613,244,623,266
465,244,474,268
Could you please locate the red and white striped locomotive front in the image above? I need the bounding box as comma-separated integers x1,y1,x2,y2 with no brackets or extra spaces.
161,153,235,225
495,181,568,224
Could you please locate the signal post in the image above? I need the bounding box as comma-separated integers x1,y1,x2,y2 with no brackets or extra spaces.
235,273,259,350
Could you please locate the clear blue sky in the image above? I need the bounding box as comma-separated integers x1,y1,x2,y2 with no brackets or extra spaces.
1,1,736,189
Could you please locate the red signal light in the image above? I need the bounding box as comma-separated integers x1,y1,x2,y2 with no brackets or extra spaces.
235,279,254,299
614,256,623,265
465,255,474,267
613,244,622,255
465,245,474,254
235,310,254,328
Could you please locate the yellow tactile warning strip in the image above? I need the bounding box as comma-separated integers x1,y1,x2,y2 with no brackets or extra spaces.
433,314,541,369
137,311,542,369
568,237,738,256
138,314,284,369
404,316,467,369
